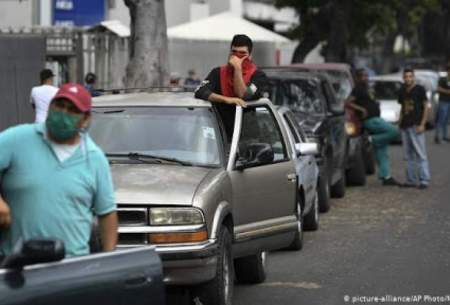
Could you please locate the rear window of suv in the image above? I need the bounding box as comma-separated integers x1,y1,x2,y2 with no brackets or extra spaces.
269,79,324,115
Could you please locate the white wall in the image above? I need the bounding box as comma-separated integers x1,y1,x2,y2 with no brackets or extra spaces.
0,0,234,29
0,1,33,28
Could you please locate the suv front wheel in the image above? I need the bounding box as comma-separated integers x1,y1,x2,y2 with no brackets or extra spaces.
192,226,233,305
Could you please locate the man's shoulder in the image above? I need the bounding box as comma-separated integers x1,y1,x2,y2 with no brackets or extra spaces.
414,84,427,94
2,123,37,135
32,85,58,95
0,124,39,141
209,67,221,76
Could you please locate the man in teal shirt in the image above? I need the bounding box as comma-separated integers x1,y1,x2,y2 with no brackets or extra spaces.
0,83,117,257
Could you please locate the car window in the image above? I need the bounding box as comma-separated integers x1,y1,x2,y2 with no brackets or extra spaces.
269,79,324,115
322,80,344,113
238,106,288,163
323,70,353,101
372,81,402,100
90,107,221,167
283,114,301,143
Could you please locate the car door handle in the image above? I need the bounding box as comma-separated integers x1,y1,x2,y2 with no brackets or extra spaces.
287,173,297,182
125,275,152,288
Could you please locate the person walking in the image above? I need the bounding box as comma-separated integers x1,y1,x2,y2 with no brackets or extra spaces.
0,83,118,257
30,69,59,123
398,68,431,189
434,64,450,143
195,34,268,139
346,68,400,186
84,72,102,97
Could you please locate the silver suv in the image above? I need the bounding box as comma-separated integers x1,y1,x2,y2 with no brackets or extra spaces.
90,92,316,305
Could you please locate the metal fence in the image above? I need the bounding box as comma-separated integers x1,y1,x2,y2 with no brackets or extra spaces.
0,35,45,131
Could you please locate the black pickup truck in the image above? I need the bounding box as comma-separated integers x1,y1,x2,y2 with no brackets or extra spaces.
0,239,165,305
264,69,350,213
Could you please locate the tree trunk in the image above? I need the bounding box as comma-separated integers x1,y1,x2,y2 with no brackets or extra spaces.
291,36,321,63
325,0,350,62
124,0,169,88
291,6,329,63
380,32,397,73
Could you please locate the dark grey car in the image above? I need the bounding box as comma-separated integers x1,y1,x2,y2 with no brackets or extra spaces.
0,240,164,305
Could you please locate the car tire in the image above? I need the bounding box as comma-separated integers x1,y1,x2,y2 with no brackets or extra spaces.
330,169,346,198
285,199,304,250
364,146,376,175
346,147,366,186
303,189,319,231
192,226,233,305
318,173,331,213
234,251,267,284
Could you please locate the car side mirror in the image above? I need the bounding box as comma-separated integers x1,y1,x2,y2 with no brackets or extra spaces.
295,142,318,156
1,239,65,270
235,143,274,170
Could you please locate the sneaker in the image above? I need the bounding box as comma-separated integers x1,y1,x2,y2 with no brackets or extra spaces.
382,177,400,186
400,182,417,188
418,184,428,189
435,137,441,144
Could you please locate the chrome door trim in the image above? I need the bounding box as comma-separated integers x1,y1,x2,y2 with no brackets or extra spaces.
234,215,297,242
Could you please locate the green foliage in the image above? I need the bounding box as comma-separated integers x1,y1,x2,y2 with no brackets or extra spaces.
275,0,441,52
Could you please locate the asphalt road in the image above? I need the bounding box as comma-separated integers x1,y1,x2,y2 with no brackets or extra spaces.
234,131,450,305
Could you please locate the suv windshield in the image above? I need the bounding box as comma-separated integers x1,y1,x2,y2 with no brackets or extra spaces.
372,81,402,100
322,70,353,101
269,79,324,115
90,107,221,167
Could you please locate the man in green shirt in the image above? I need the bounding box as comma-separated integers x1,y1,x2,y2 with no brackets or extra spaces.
0,83,117,257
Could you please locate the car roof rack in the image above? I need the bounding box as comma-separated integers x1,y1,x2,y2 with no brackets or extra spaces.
97,86,196,95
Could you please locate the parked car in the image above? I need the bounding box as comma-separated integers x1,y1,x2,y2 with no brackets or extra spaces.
263,69,348,213
288,63,375,177
277,106,320,233
0,239,164,305
370,74,435,130
89,91,310,305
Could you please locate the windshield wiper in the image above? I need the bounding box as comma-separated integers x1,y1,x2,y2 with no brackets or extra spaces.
106,153,193,166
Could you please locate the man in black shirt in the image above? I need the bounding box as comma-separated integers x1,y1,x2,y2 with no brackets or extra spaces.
346,68,399,186
435,65,450,143
398,68,431,189
195,34,268,139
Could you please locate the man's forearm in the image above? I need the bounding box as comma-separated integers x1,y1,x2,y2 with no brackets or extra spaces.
208,93,229,104
420,101,429,127
437,87,450,95
346,101,366,113
98,211,118,252
232,68,247,98
0,194,11,229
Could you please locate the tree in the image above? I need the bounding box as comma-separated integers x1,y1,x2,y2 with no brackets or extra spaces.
124,0,169,88
275,0,440,64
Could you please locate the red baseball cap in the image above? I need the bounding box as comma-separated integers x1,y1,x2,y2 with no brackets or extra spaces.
53,83,92,112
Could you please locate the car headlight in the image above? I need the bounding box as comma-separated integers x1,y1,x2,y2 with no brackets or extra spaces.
150,208,205,226
345,122,357,136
